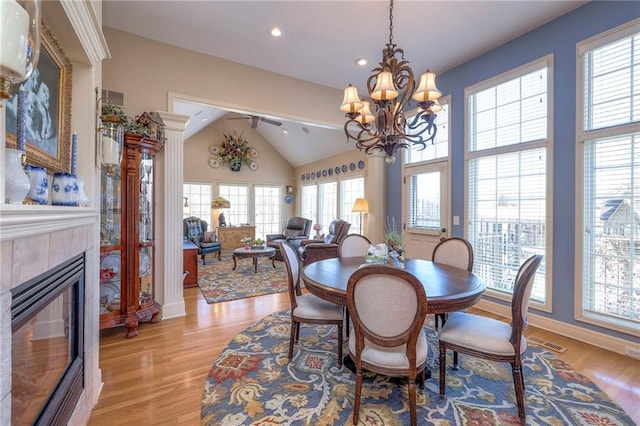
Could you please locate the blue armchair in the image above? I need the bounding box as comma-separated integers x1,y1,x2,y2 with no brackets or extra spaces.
183,216,222,264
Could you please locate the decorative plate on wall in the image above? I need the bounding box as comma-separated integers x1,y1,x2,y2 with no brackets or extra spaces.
328,168,333,176
322,170,327,177
249,161,258,171
342,164,348,173
358,160,365,169
306,173,310,180
349,162,356,171
311,172,316,179
249,148,259,158
284,194,293,204
301,174,306,181
316,170,321,177
209,158,220,168
335,166,340,175
209,146,219,155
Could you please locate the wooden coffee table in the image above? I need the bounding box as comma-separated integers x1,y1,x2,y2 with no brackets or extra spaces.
232,246,277,273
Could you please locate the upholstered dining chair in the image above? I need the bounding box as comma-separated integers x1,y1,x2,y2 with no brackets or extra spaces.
347,265,429,426
338,233,372,258
438,254,543,424
432,237,474,333
277,241,344,367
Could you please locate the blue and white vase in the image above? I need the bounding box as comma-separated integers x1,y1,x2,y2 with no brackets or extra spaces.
51,172,79,206
25,164,48,204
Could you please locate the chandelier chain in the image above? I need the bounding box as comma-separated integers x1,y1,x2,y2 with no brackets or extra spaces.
388,0,394,45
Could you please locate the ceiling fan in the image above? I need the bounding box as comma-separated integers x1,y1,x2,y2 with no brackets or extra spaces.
227,114,282,129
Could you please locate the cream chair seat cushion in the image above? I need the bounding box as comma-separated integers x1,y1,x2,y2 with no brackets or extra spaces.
348,330,428,370
439,311,528,356
294,294,344,321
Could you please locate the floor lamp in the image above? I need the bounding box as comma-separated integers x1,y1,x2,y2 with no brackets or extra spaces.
351,198,369,235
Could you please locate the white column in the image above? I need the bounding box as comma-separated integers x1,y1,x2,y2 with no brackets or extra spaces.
365,152,386,244
157,112,188,319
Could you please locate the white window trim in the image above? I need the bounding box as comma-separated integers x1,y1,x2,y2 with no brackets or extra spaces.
464,54,554,312
574,18,640,336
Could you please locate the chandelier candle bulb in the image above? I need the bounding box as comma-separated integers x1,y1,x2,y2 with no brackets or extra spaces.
102,136,119,165
340,84,363,113
0,0,29,80
371,71,398,101
413,71,441,102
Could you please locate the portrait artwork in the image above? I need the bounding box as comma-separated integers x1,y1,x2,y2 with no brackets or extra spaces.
4,22,72,173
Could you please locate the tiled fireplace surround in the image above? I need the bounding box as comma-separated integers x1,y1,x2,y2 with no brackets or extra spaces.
1,206,101,424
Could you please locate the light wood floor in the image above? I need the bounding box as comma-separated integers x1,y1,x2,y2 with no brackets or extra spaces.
89,287,640,425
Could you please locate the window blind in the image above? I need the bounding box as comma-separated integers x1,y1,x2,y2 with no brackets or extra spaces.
407,171,441,230
254,186,280,240
301,185,317,225
466,58,550,302
580,26,640,328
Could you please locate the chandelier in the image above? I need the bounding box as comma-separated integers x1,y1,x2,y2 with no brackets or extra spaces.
340,0,442,164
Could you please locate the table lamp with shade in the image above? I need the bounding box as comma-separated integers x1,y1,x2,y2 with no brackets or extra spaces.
352,197,369,234
211,196,230,227
313,223,323,239
1,0,42,204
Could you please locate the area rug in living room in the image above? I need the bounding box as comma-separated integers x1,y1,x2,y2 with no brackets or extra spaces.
201,310,634,425
198,257,288,303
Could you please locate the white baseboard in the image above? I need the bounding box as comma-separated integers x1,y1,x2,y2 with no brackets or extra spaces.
474,299,639,358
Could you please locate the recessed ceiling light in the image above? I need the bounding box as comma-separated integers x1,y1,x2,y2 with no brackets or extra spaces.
270,27,282,37
354,58,368,67
282,127,288,134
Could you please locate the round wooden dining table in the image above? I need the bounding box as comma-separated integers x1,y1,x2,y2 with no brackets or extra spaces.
302,257,487,314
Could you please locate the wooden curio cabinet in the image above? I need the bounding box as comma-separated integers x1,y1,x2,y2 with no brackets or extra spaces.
99,134,164,337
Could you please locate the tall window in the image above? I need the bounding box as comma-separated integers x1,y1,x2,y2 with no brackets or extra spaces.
577,22,639,333
405,97,450,165
183,183,212,223
219,184,249,226
319,181,337,234
466,57,551,306
254,186,280,240
407,171,441,229
340,177,364,233
301,184,317,226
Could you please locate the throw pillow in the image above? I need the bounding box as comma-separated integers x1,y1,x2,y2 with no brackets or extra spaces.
203,231,217,243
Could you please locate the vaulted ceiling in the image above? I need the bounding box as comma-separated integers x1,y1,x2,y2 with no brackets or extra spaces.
103,1,588,167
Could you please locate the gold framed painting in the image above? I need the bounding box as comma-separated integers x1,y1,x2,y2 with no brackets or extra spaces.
5,21,73,174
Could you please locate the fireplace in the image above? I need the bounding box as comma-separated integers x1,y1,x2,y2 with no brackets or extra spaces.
0,208,100,424
11,254,85,425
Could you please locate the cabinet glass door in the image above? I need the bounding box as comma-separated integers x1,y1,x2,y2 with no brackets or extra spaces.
101,168,122,246
139,156,153,243
139,246,153,304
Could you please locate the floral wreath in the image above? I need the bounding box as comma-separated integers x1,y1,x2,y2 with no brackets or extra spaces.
217,131,256,169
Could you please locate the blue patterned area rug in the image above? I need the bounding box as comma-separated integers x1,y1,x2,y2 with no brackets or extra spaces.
198,257,288,303
201,311,634,425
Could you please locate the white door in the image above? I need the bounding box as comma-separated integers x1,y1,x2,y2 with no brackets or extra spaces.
403,162,449,260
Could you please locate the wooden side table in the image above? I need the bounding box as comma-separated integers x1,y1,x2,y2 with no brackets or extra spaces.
217,225,256,250
183,240,199,288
